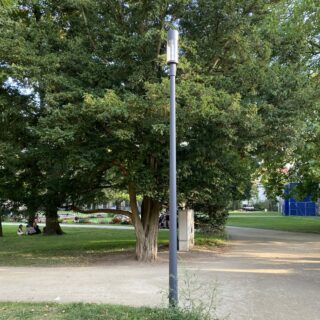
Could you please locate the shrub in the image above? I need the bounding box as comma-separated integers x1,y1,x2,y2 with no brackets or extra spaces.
78,218,90,224
253,200,278,211
194,208,228,233
120,219,132,225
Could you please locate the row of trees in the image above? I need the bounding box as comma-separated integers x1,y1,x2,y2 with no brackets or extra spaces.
0,0,319,261
260,1,320,199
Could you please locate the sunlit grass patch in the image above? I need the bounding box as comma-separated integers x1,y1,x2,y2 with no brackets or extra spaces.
227,216,320,233
0,225,146,266
0,224,223,267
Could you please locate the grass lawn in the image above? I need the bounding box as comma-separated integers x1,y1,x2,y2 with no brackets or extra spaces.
227,215,320,233
229,210,281,216
0,302,201,320
0,225,224,267
0,225,166,266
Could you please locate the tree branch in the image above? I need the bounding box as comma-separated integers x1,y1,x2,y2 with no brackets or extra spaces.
81,6,109,65
71,206,132,218
128,182,140,216
309,40,320,50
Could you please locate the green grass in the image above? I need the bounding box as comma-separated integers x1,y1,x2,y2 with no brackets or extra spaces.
227,215,320,233
0,225,169,267
229,210,281,216
0,302,203,320
195,232,226,247
0,225,223,267
87,218,112,224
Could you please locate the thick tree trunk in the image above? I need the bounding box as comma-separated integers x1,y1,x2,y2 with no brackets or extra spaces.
27,209,37,226
44,207,63,235
0,214,3,237
127,182,162,262
134,213,159,262
130,191,161,262
25,200,38,226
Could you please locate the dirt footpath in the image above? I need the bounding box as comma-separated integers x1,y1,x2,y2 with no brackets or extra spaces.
1,227,320,320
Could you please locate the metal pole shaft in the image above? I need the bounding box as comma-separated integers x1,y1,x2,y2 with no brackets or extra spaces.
169,63,178,306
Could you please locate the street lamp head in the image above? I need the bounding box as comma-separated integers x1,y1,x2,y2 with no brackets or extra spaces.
167,29,179,64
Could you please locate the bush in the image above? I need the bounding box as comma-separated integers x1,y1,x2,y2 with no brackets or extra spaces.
2,215,11,222
120,219,132,225
78,218,90,224
194,208,228,233
253,200,278,211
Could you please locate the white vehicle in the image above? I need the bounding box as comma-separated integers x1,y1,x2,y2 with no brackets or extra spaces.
242,204,255,211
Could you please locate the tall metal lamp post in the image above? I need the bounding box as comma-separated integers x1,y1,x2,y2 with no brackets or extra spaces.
167,28,179,307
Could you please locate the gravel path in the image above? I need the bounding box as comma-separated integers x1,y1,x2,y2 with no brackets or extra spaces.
1,226,320,320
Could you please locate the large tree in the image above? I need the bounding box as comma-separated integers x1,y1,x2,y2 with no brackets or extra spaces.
257,0,320,198
1,0,318,259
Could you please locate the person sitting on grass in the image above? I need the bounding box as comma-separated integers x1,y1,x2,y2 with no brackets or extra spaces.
33,221,41,234
26,224,36,235
17,224,24,236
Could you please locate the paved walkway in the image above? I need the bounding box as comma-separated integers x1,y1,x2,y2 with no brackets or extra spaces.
1,227,320,320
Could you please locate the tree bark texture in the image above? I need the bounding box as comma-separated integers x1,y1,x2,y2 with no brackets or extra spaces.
134,197,160,262
0,214,3,237
129,183,161,262
44,207,63,235
27,207,37,226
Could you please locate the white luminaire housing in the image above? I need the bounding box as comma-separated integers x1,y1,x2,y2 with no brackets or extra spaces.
167,29,179,64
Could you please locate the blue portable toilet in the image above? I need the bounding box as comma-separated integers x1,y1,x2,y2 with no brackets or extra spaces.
282,183,317,216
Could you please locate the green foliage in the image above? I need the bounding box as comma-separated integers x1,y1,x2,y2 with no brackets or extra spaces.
0,0,318,233
0,302,219,320
194,209,228,233
253,200,278,211
257,0,320,198
0,0,14,7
